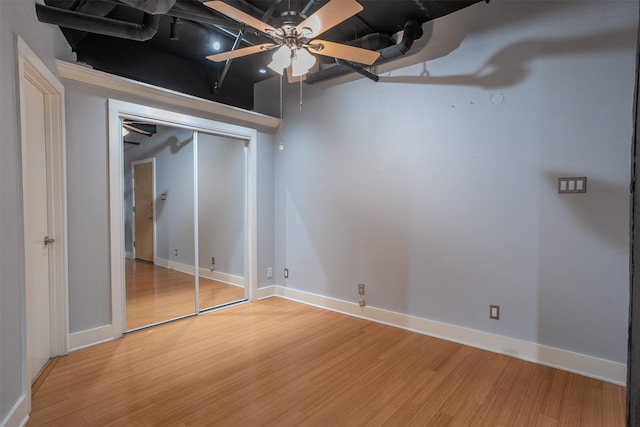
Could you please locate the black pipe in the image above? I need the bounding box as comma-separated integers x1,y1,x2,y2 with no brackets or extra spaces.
36,3,159,41
168,2,245,31
217,29,244,91
336,59,379,82
119,0,176,14
378,20,422,60
305,20,423,85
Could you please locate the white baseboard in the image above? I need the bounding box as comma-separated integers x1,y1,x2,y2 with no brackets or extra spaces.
69,324,114,352
273,286,627,385
0,393,28,427
254,285,276,300
198,268,244,288
154,257,194,275
154,258,244,288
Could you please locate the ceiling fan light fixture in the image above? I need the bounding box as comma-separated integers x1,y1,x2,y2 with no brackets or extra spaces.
267,45,292,74
291,48,316,77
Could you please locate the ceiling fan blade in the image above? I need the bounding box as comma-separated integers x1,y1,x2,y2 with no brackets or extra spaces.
206,43,276,62
204,1,277,35
296,0,363,39
123,123,155,136
310,40,380,65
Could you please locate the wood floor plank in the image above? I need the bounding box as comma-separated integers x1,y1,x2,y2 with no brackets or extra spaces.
27,298,626,426
125,259,245,330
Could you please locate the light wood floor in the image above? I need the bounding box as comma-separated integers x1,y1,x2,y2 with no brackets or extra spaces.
29,298,625,426
126,259,245,330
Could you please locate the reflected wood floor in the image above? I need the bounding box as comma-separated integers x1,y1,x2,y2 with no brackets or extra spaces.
126,259,245,330
29,298,625,426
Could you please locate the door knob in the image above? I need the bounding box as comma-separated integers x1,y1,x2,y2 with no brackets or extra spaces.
44,236,55,246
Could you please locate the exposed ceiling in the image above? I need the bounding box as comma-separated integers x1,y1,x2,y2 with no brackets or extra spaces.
38,0,485,110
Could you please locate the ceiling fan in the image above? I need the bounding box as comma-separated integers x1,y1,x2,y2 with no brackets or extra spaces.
203,0,381,79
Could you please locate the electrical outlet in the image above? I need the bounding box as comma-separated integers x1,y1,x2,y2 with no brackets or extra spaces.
211,257,215,265
174,249,178,256
267,267,273,279
490,305,500,320
358,283,365,296
284,268,289,278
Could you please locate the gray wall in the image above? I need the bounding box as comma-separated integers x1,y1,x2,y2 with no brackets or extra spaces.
257,131,276,289
64,81,276,334
0,0,73,422
263,0,637,364
198,133,245,277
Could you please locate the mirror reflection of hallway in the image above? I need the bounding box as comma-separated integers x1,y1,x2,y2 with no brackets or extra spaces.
124,125,196,330
123,124,248,331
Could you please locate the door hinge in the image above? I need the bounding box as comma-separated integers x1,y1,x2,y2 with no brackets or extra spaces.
133,241,136,248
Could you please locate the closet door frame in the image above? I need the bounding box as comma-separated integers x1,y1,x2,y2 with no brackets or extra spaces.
108,99,258,337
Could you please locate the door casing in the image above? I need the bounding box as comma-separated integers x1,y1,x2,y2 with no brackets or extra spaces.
108,99,258,337
17,35,69,414
23,75,52,384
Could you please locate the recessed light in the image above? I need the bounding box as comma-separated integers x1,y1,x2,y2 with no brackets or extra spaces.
258,68,267,74
213,41,221,51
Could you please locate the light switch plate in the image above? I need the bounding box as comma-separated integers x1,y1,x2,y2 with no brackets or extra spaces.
558,177,587,194
490,304,500,320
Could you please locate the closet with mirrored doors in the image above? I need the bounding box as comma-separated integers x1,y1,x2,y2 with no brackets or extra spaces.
123,122,247,331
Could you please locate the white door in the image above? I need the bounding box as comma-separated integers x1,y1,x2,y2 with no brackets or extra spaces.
24,77,52,382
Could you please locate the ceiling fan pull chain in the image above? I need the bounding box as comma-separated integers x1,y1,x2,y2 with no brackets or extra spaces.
280,72,284,119
299,78,303,111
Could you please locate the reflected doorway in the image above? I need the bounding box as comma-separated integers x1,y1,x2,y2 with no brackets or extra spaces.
132,159,154,262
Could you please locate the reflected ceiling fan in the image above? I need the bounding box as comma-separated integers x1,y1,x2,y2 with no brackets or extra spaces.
204,0,381,79
123,120,157,137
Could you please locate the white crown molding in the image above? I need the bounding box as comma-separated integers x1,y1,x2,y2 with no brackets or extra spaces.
56,61,281,132
267,286,626,385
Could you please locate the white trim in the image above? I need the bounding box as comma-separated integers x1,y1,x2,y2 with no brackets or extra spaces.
255,286,276,300
193,132,200,312
17,36,69,356
247,139,258,302
199,268,245,288
16,35,69,419
56,61,280,132
68,325,114,352
0,393,28,427
109,100,259,338
154,258,195,275
273,286,627,385
152,257,245,287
